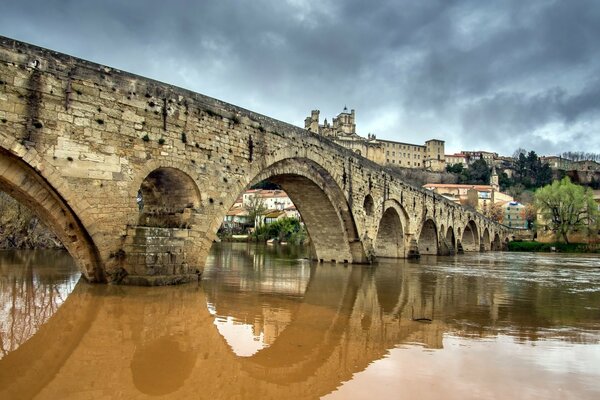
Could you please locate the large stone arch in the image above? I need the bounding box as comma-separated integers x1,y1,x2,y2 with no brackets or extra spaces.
482,228,491,251
417,219,438,255
462,220,480,252
221,157,367,264
374,206,405,258
0,147,103,281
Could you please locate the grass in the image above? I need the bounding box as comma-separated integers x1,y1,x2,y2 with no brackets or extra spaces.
508,241,596,253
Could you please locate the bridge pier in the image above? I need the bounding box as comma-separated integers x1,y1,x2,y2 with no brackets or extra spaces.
438,237,455,256
456,240,465,254
406,238,420,259
119,226,201,285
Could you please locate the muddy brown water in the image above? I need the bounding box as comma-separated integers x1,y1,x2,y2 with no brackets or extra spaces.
1,244,599,399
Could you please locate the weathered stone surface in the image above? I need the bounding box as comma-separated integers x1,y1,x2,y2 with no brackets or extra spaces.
0,36,512,285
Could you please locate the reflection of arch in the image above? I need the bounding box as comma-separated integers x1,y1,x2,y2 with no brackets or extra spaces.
462,220,479,252
363,194,374,217
138,167,201,227
131,334,197,395
0,148,102,281
240,158,366,263
242,267,361,382
482,228,491,251
374,206,404,258
374,264,406,314
418,219,438,255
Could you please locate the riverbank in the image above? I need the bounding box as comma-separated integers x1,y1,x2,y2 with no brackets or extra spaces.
508,241,599,253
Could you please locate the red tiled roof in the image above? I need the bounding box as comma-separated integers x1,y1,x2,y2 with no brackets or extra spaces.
424,183,492,190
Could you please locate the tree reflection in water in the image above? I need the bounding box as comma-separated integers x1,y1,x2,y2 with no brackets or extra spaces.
0,250,80,358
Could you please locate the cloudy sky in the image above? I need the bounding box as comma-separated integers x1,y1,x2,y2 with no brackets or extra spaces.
2,0,599,156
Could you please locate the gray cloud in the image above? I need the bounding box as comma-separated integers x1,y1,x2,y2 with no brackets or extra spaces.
1,0,599,156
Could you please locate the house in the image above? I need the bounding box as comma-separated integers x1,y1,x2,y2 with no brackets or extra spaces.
502,201,528,229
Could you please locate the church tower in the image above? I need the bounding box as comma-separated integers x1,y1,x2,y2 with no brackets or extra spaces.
490,165,499,192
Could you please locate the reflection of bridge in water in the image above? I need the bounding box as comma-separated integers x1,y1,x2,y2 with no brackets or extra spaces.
0,246,593,399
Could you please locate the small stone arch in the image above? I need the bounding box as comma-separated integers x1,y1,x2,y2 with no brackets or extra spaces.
363,194,374,217
137,167,201,228
374,207,404,258
445,226,456,254
418,219,438,255
462,220,480,252
492,233,502,251
482,228,491,251
121,167,204,284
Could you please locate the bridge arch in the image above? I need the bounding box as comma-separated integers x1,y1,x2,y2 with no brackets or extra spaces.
461,220,480,252
482,228,491,251
445,226,456,254
237,157,367,263
137,167,201,227
418,219,438,255
0,147,103,281
492,233,502,251
363,194,374,217
374,205,405,258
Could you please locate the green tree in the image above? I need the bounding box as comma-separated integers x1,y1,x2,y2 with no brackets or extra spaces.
535,177,599,243
446,163,464,174
254,217,307,244
468,158,491,184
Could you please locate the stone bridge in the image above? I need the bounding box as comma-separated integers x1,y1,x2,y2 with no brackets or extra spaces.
0,36,511,284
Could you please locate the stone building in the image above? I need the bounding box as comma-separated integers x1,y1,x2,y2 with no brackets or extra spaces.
304,108,385,164
305,108,445,171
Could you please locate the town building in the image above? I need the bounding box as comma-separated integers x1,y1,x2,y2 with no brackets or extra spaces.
423,167,513,212
445,153,468,166
305,108,445,171
223,189,301,232
540,156,574,170
502,201,527,229
242,189,295,210
305,108,385,164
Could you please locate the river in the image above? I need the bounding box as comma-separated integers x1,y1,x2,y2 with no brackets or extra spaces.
1,244,599,399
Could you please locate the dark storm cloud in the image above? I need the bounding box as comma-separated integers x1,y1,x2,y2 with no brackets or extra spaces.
1,0,599,155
